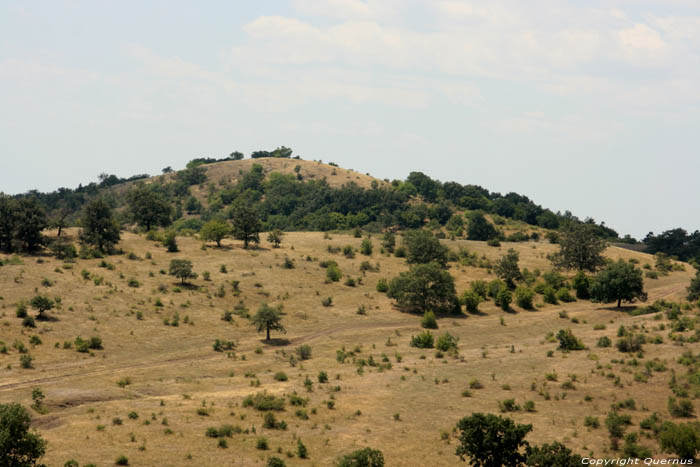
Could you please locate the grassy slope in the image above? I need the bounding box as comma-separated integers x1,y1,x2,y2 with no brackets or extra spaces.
0,230,694,466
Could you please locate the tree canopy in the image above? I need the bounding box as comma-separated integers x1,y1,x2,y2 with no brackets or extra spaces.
0,403,47,467
550,222,606,271
590,259,646,308
251,304,286,341
494,249,522,289
455,413,532,466
466,212,498,241
169,259,197,285
403,229,448,266
79,198,121,253
388,262,460,314
232,202,262,249
126,185,172,231
200,220,231,247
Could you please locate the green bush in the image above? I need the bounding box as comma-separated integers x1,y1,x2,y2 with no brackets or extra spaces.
597,336,612,348
487,279,506,299
461,290,482,314
336,448,384,467
296,345,312,360
556,329,585,351
470,280,488,299
326,264,342,282
436,333,458,352
556,288,575,303
410,331,434,349
421,311,438,329
514,287,534,310
242,392,285,411
375,278,388,293
496,289,512,311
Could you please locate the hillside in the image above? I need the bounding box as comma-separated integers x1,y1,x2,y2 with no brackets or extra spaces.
0,224,697,465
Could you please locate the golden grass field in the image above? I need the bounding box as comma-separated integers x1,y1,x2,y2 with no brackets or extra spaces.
0,228,696,466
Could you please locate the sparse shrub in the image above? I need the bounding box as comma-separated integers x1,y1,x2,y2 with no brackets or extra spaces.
556,329,585,351
410,331,434,349
274,372,288,382
421,311,438,329
321,297,333,307
376,278,388,293
242,392,285,411
296,345,312,360
616,334,645,353
668,397,695,418
498,398,520,412
256,437,269,450
436,332,458,352
597,336,612,348
115,455,129,465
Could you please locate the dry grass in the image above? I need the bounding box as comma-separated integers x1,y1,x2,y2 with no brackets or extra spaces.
0,229,695,466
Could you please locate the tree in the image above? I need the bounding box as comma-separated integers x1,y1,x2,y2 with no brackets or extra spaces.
51,203,71,238
162,166,173,174
387,262,460,314
230,151,244,161
0,403,47,466
0,194,19,252
403,230,448,266
467,212,498,241
688,269,700,302
251,304,286,341
267,230,283,248
30,295,54,319
169,259,197,285
15,198,47,251
659,421,700,460
551,222,606,271
336,447,384,467
80,198,120,252
270,146,293,158
525,442,582,466
494,249,522,289
381,232,396,253
590,259,646,308
200,220,230,247
126,185,172,231
455,413,532,466
231,202,262,249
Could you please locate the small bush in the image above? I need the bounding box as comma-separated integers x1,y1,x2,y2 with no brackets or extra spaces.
514,287,535,309
556,329,585,351
597,336,612,348
461,291,481,314
242,392,286,411
376,278,389,293
421,311,438,329
321,297,333,307
115,455,129,466
436,332,458,352
410,331,434,349
296,345,312,360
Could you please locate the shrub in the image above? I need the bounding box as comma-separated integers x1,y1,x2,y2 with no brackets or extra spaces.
242,392,285,411
376,278,389,293
514,287,535,309
387,262,459,314
487,279,506,299
659,422,700,460
499,398,520,412
336,447,384,467
436,332,458,352
597,336,612,348
496,288,512,311
461,291,482,314
326,264,342,282
421,311,438,329
267,457,286,467
297,439,308,459
321,297,333,307
410,331,434,349
360,238,373,256
584,416,600,428
163,231,178,252
15,302,27,318
668,397,695,418
616,334,645,353
296,345,312,360
542,286,558,304
556,329,585,350
20,354,33,369
470,280,488,298
115,455,129,465
256,437,269,450
556,288,575,303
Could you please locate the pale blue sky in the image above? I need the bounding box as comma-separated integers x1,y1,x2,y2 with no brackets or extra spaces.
1,1,699,238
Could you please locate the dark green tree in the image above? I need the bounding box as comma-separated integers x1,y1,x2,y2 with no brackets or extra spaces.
525,442,582,466
551,222,606,271
199,220,230,247
229,151,244,161
30,295,54,320
0,403,47,466
494,249,522,289
381,232,395,253
79,198,121,253
590,259,646,308
403,230,448,266
168,259,197,285
126,185,172,231
232,202,262,249
251,304,286,341
467,212,498,241
336,447,384,467
455,412,532,466
0,194,19,252
267,229,283,248
387,262,459,314
659,421,700,460
15,198,47,251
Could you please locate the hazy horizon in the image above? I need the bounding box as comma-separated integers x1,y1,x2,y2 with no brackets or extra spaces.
2,1,699,239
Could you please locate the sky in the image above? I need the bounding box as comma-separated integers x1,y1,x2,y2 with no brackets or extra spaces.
1,0,699,239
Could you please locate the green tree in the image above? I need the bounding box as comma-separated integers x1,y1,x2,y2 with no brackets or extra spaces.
15,198,48,251
29,295,54,319
403,230,448,266
387,262,459,314
251,304,286,341
0,403,47,466
466,212,498,241
230,151,244,161
360,237,373,256
126,185,172,231
551,222,606,271
200,220,230,247
659,421,700,460
232,202,262,249
455,412,532,466
80,198,121,252
381,231,396,253
336,447,384,467
525,442,582,467
163,230,178,252
168,259,197,285
590,259,646,308
267,229,283,248
494,249,522,289
572,271,591,299
0,194,19,252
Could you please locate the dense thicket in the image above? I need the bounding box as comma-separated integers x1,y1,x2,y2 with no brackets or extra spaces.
644,228,700,264
8,157,621,242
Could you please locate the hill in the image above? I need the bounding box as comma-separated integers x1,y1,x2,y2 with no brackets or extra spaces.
0,223,697,465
